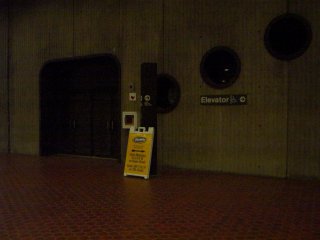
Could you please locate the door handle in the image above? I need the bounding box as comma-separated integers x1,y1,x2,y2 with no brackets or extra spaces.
111,120,114,131
72,120,76,129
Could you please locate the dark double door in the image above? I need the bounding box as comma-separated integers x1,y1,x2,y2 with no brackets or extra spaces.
60,91,115,157
40,54,121,158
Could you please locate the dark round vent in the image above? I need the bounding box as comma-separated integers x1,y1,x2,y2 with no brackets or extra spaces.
264,13,312,60
157,74,180,113
200,47,241,89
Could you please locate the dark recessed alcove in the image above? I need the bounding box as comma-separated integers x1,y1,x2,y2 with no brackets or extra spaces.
157,74,180,113
200,47,241,89
40,54,121,158
264,13,312,60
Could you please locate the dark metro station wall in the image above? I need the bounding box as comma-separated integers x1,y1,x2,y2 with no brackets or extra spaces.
287,0,320,178
0,0,319,178
159,0,288,177
0,2,8,152
159,0,320,178
8,0,74,154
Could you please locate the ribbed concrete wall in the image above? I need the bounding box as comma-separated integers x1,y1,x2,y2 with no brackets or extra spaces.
0,2,8,152
159,0,288,177
9,0,73,154
287,0,320,178
0,0,318,178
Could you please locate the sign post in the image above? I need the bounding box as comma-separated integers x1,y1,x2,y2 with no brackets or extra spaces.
124,127,154,179
141,63,157,175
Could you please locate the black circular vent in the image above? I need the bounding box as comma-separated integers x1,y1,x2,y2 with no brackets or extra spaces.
200,47,241,89
157,74,180,113
264,13,312,60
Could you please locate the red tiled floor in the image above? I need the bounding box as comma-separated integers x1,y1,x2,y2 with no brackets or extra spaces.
0,154,319,240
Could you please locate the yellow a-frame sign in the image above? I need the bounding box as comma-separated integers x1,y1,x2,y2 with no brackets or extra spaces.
124,127,154,179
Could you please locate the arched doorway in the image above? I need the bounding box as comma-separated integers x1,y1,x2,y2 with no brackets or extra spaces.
40,54,121,159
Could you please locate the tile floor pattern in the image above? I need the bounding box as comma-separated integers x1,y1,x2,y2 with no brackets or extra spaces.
0,154,319,240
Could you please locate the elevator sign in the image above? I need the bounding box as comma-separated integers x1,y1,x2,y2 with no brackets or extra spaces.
124,127,154,179
200,94,247,105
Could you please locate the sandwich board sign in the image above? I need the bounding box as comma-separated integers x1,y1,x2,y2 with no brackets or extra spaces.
124,127,154,179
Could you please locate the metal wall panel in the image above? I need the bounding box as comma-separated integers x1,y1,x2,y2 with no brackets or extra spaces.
287,0,320,178
9,0,73,154
160,0,288,177
0,2,8,152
